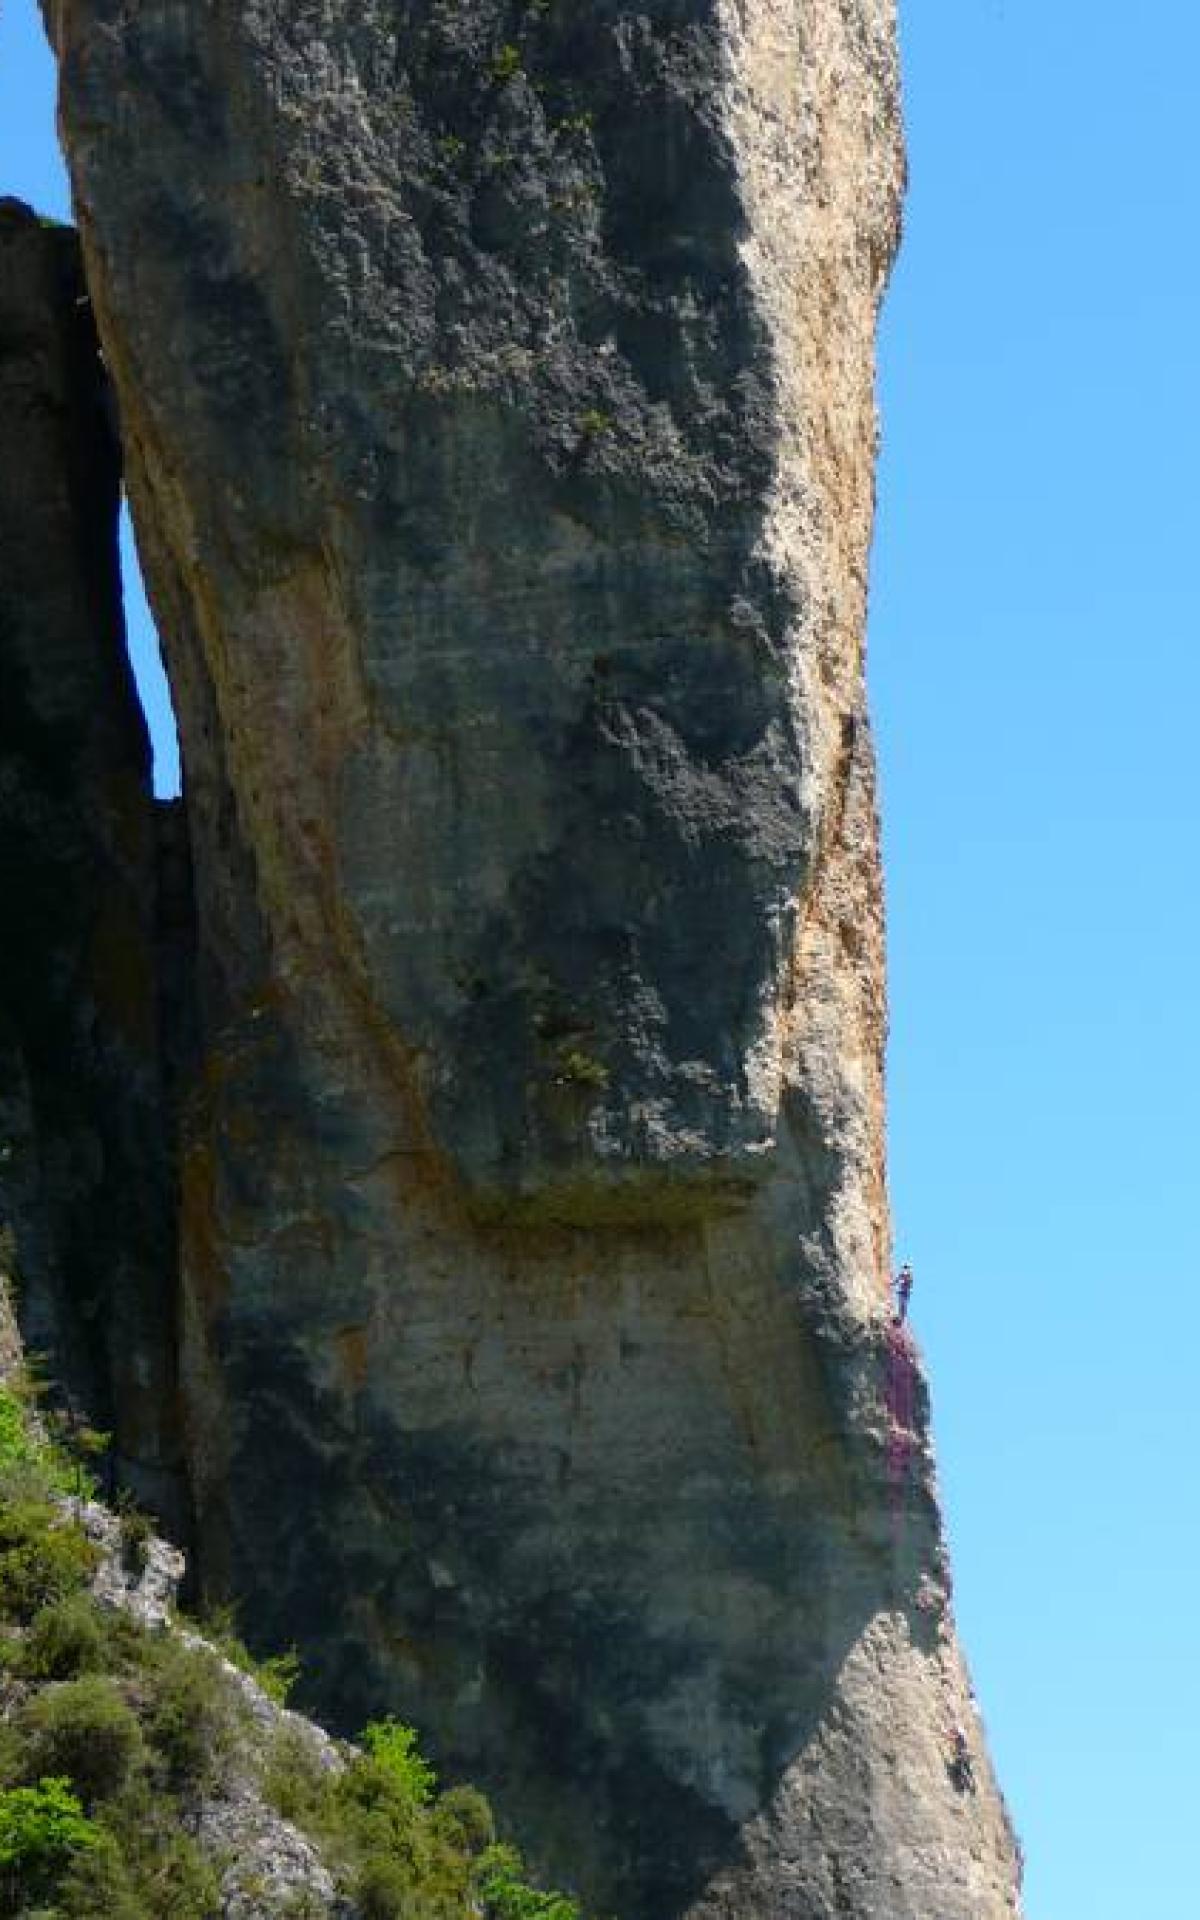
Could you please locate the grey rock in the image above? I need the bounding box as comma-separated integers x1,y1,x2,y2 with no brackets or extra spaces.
192,1780,350,1920
77,1494,186,1631
38,3,1025,1916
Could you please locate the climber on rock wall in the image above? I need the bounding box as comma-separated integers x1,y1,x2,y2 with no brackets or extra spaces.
894,1262,913,1325
949,1725,975,1793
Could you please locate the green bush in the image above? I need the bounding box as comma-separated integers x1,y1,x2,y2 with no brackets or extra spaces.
355,1850,411,1919
141,1636,241,1791
51,1826,144,1920
0,1503,95,1622
575,414,612,444
361,1718,437,1808
0,1391,42,1478
263,1712,590,1920
432,1784,495,1856
18,1676,144,1805
254,1645,302,1705
0,1776,100,1911
333,1753,432,1874
0,1774,99,1866
261,1724,330,1827
21,1593,110,1680
476,1843,582,1920
54,1792,220,1920
0,1351,108,1502
554,1047,610,1089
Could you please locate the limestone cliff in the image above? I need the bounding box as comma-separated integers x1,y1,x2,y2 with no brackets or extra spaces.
20,1,1025,1914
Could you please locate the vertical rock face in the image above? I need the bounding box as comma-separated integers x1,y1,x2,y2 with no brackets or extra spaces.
43,3,1021,1915
0,199,186,1525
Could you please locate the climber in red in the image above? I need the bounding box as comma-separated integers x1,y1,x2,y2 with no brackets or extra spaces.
893,1262,913,1325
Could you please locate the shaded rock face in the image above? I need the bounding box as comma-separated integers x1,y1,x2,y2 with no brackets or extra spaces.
0,199,188,1529
41,4,1023,1916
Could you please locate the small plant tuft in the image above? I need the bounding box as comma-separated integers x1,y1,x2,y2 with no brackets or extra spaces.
555,1047,610,1090
115,1494,153,1578
491,43,522,82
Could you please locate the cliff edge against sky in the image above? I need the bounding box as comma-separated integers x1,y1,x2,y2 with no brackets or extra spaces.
0,2,1025,1913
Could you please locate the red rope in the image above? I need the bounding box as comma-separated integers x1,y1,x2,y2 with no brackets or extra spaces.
885,1324,917,1544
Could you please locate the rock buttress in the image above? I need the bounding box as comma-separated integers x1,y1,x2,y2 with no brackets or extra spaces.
0,197,188,1529
45,3,1022,1914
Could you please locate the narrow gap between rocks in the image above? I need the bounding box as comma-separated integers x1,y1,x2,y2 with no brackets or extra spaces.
1,0,183,798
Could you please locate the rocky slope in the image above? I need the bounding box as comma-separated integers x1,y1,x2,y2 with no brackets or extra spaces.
1,1,1027,1913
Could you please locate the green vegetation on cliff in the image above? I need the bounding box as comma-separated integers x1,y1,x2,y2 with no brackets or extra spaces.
0,1357,588,1918
264,1714,583,1920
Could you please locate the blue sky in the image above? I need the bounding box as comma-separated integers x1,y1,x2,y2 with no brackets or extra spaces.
3,2,1196,1913
876,4,1200,1915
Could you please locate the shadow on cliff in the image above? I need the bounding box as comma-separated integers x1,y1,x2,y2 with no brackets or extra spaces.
194,1099,943,1920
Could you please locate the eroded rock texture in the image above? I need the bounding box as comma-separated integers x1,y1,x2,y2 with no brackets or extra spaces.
43,2,1022,1913
0,198,187,1526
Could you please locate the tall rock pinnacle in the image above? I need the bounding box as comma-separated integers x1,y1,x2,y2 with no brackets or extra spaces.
40,2,1022,1912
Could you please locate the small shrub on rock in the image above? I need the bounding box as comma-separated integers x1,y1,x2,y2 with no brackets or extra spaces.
116,1502,153,1578
21,1593,110,1680
18,1675,144,1805
0,1503,95,1622
262,1724,331,1827
141,1636,241,1791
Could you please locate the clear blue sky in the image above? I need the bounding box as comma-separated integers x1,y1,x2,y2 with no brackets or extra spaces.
876,5,1200,1916
3,2,1196,1913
